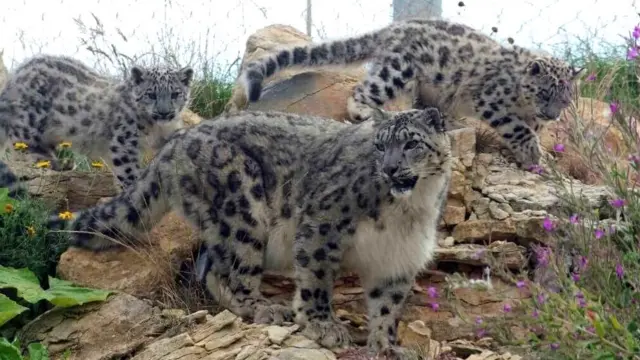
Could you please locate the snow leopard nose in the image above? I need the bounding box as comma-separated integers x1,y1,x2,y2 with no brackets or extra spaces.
383,164,399,177
157,111,174,119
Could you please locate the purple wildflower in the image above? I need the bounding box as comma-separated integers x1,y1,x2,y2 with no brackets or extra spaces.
532,309,540,318
503,303,512,312
529,164,544,175
550,343,560,351
576,292,586,308
627,47,639,60
579,256,588,270
516,280,526,288
569,214,579,224
553,143,565,152
595,228,605,239
543,216,554,231
634,25,640,39
430,302,439,311
535,246,551,267
616,263,624,279
571,272,580,282
586,73,596,81
610,101,620,114
475,316,483,325
610,199,626,208
427,286,438,298
537,293,546,305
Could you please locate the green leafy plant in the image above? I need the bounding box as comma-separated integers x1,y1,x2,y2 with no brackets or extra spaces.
0,188,70,284
0,265,112,327
0,187,16,215
0,337,50,360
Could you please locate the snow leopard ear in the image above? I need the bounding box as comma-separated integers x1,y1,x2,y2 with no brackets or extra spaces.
130,66,145,85
420,107,446,133
527,59,549,77
571,66,584,80
179,66,194,87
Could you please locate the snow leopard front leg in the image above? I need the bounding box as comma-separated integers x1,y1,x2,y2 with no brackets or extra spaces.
364,275,421,360
109,118,142,190
476,75,544,170
292,216,352,349
483,111,543,170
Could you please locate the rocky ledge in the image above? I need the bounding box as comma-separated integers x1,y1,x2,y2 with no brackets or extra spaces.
17,293,526,360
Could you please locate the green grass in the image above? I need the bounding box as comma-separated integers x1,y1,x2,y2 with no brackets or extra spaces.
579,58,640,109
188,77,234,119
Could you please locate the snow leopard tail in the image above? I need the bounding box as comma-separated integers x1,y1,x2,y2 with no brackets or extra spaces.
46,161,172,252
240,30,381,103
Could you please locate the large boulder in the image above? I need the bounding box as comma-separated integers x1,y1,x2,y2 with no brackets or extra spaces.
224,24,411,121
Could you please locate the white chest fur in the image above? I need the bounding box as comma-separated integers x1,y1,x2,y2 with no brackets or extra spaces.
343,174,447,284
264,173,449,283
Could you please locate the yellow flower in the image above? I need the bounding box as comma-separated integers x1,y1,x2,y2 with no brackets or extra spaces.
13,142,28,151
35,160,51,169
4,203,13,213
26,226,36,237
59,141,72,149
58,211,74,220
91,161,104,169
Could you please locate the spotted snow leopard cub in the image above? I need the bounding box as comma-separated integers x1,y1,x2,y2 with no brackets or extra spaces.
233,18,582,170
48,108,453,359
0,54,194,194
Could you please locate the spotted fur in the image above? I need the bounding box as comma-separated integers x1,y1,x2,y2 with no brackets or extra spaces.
0,54,194,195
47,108,452,359
234,18,582,170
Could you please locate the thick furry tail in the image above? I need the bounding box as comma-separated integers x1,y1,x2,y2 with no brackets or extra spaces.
240,31,380,103
46,164,172,252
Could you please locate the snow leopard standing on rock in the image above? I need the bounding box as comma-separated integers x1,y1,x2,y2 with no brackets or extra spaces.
0,54,194,195
47,107,452,360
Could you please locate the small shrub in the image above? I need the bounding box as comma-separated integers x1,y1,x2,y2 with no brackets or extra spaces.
0,189,70,284
485,24,640,360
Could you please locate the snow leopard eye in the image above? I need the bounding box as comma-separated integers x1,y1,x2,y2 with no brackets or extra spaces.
539,89,550,101
171,91,181,100
404,140,419,150
375,143,385,152
146,92,157,100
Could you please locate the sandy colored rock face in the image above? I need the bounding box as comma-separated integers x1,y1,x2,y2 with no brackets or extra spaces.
225,24,412,120
18,293,168,360
18,293,522,360
56,211,198,298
